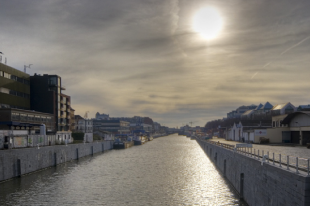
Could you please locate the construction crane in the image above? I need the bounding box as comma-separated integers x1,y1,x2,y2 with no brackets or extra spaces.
24,64,32,73
84,111,89,119
189,121,197,127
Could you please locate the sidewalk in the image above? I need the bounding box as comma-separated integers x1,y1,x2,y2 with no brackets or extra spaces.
208,138,310,160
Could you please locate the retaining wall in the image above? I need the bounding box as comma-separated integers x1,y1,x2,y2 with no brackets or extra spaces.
197,139,310,206
0,141,113,182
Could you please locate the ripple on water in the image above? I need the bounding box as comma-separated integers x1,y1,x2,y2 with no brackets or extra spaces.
0,135,247,206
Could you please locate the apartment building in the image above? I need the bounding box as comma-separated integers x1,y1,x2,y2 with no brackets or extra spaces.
30,74,73,140
0,58,30,110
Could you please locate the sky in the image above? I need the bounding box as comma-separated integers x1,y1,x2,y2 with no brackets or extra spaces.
1,0,310,127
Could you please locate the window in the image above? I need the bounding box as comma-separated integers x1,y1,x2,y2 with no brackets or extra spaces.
49,77,57,86
20,114,27,121
0,71,3,77
0,87,10,94
3,72,10,79
28,115,34,121
17,77,24,83
11,113,20,121
35,116,40,122
0,103,10,108
10,75,17,81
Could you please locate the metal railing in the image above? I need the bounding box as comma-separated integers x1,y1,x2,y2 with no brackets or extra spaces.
202,139,310,175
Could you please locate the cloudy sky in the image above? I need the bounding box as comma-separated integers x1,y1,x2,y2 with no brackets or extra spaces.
1,0,310,127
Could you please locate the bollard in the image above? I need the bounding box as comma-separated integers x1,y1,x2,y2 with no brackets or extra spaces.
76,148,79,160
224,159,226,177
279,154,282,167
17,159,21,177
273,153,275,165
308,159,310,176
251,148,252,157
91,146,94,156
258,150,260,160
296,157,299,174
267,152,269,163
254,149,255,158
54,153,57,166
287,156,289,170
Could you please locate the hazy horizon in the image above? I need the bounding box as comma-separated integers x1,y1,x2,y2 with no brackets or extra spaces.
1,0,310,127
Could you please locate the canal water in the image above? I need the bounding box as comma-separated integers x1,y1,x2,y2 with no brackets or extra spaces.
0,134,246,206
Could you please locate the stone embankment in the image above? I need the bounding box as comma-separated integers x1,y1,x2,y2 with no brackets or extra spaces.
197,139,310,206
0,141,113,182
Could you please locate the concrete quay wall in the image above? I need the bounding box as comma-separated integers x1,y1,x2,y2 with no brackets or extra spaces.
197,139,310,206
0,141,113,182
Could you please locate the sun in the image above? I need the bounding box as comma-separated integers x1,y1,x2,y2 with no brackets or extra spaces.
193,7,223,40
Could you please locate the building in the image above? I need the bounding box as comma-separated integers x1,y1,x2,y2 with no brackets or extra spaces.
30,74,73,140
0,108,55,132
0,58,30,110
70,107,75,131
226,120,272,143
270,102,296,116
95,112,109,120
153,122,161,133
256,101,273,114
129,122,153,132
0,108,56,149
266,111,310,145
93,119,130,134
297,104,310,111
74,115,93,142
227,105,257,119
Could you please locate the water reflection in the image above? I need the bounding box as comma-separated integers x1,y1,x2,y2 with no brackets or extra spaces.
0,135,246,206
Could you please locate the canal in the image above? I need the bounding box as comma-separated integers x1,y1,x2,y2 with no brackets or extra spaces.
0,134,247,205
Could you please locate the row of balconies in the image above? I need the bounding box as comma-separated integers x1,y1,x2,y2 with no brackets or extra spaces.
58,122,70,126
59,100,71,106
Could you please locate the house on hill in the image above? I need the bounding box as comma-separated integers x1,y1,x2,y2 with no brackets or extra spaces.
270,102,296,116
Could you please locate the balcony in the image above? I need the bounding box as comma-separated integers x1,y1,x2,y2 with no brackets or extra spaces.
67,109,71,112
66,101,70,106
60,107,65,111
59,122,66,126
61,85,66,90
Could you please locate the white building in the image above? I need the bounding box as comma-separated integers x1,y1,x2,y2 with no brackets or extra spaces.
75,115,93,142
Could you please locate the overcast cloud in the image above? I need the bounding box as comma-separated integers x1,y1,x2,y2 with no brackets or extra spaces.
1,0,310,127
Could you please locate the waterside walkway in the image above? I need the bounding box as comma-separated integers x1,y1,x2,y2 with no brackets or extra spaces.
207,138,310,176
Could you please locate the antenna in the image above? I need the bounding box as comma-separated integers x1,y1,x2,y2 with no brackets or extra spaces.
24,64,33,73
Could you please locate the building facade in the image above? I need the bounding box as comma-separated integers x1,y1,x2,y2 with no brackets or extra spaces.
0,61,30,110
93,119,130,134
30,74,73,139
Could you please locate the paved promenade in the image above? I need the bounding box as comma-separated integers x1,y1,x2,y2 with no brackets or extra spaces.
210,138,310,159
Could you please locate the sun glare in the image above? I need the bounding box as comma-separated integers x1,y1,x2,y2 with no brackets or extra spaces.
193,7,223,40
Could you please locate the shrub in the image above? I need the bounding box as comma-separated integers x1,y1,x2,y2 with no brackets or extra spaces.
259,137,269,144
72,132,84,140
